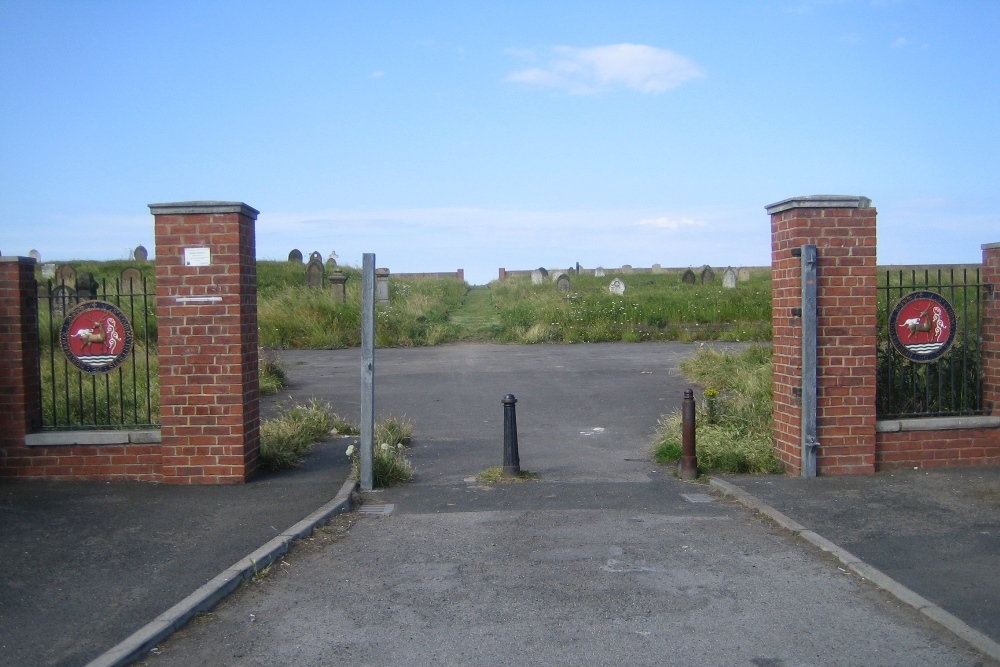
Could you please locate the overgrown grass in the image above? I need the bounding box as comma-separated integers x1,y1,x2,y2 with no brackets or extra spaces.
345,415,415,487
653,344,783,474
476,466,539,483
259,399,339,471
487,271,771,344
259,349,288,396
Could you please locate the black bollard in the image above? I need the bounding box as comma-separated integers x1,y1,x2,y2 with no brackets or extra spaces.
502,394,521,477
679,389,698,480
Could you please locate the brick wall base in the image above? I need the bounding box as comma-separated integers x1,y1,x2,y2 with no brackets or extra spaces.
876,430,1000,469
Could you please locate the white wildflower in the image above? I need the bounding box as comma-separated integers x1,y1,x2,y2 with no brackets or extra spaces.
345,444,355,457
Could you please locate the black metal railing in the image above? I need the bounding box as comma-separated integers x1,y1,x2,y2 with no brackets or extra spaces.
877,267,984,419
37,273,159,430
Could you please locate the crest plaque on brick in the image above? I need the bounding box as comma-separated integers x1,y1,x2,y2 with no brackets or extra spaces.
59,301,134,374
888,290,957,363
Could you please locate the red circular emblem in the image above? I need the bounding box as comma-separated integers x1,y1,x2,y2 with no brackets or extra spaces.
59,301,134,374
887,291,957,363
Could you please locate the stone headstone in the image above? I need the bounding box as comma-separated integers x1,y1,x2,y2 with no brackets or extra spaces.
57,264,76,286
50,284,76,317
536,267,548,278
328,270,347,303
133,245,148,262
551,271,567,283
681,269,696,285
41,263,56,279
621,264,633,274
567,267,576,276
723,267,737,289
556,274,571,293
651,264,663,274
700,265,715,284
531,269,544,285
309,251,322,264
594,267,606,278
738,267,751,282
288,249,303,263
28,249,41,262
120,267,143,293
306,255,324,289
375,268,390,305
609,278,626,296
75,272,97,300
327,251,339,267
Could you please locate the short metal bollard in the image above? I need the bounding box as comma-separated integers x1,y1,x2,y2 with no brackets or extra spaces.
679,388,699,480
502,393,521,477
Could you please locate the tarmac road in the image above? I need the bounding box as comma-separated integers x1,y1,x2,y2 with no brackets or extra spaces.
131,343,997,667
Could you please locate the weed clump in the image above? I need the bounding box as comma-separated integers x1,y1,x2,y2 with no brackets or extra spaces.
653,345,783,475
260,400,338,471
345,416,414,487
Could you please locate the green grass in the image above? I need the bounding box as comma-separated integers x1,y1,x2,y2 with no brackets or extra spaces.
344,415,415,487
652,344,783,475
259,399,339,471
484,271,771,344
476,466,539,483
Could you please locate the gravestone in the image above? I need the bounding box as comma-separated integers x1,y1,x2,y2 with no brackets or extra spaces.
288,249,303,263
375,268,390,305
29,249,41,262
75,273,97,300
57,264,76,286
609,278,626,295
738,267,751,282
700,265,715,284
681,269,696,284
328,270,347,303
651,264,663,274
306,254,325,289
41,263,56,279
621,264,634,274
51,284,76,317
556,274,571,293
723,267,737,289
531,270,544,285
133,245,148,262
551,271,567,283
327,250,339,267
594,267,606,278
536,267,548,278
120,267,143,293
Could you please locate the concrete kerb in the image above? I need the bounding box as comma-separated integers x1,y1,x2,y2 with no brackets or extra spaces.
709,477,1000,663
84,477,359,667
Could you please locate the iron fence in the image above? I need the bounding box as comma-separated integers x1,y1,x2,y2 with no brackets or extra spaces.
877,267,985,419
37,272,158,430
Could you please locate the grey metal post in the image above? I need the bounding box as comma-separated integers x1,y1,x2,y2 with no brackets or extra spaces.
679,389,698,480
801,244,819,478
360,253,376,490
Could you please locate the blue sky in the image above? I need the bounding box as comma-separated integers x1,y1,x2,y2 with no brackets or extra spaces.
1,1,997,284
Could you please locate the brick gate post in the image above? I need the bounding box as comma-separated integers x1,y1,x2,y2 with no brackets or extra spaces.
151,201,260,484
767,196,877,475
0,257,42,471
983,242,1000,417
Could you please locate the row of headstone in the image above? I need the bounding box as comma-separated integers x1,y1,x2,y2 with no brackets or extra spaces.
289,249,339,267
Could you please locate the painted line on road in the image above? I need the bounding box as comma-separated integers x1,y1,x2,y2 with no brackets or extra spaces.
709,477,1000,663
84,477,358,667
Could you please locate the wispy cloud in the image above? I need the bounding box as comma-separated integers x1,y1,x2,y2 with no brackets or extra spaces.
370,70,385,78
505,44,703,95
891,37,910,48
638,216,706,230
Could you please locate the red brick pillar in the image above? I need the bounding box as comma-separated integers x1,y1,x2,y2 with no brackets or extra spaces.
767,196,878,475
151,202,260,484
0,257,42,471
983,242,1000,416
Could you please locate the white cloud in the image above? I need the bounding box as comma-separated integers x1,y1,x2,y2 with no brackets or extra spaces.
638,216,706,230
370,70,385,78
505,44,703,95
891,37,910,48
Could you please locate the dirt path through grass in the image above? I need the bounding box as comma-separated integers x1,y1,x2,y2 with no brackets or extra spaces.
449,285,500,340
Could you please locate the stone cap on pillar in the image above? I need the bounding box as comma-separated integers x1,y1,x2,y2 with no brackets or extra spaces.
983,242,1000,251
765,195,871,215
0,256,37,264
148,201,259,219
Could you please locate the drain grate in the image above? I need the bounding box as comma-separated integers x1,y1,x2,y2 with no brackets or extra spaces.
357,503,395,516
681,493,715,504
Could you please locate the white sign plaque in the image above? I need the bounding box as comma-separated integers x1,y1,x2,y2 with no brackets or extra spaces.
184,247,211,267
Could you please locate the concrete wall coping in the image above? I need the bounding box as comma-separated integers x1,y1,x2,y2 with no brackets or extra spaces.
765,195,872,215
982,242,1000,251
148,201,259,218
0,256,37,264
875,416,1000,433
25,430,162,447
